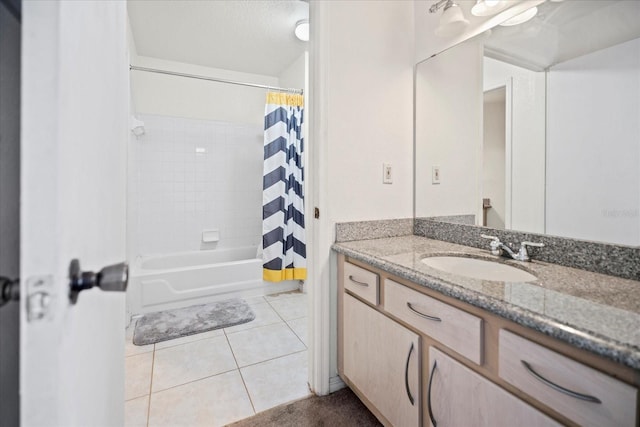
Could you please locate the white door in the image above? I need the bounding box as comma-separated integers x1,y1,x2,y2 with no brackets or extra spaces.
20,1,128,425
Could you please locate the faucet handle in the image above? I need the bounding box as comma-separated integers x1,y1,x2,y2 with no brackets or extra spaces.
517,241,545,262
521,241,545,249
481,234,502,256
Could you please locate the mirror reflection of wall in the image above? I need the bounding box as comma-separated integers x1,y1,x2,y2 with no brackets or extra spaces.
415,37,483,225
415,0,640,246
544,38,640,246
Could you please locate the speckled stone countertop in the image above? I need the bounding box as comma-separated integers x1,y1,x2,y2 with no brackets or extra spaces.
332,235,640,371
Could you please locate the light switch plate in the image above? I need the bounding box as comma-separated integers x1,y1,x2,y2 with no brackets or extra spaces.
383,163,393,184
432,166,441,184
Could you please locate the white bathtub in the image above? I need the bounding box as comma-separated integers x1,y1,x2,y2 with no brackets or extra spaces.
127,246,298,314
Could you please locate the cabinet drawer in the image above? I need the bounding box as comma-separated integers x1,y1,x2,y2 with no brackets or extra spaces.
499,329,638,427
385,279,482,364
343,261,379,305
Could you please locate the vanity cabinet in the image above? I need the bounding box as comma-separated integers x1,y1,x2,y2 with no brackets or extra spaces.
428,347,560,427
338,256,639,427
343,293,421,427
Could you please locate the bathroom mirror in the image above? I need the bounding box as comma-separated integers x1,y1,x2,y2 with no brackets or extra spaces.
415,0,640,246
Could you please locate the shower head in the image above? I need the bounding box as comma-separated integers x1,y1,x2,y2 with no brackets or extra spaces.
130,116,145,137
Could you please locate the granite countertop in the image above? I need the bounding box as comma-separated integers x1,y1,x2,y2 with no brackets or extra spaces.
332,235,640,371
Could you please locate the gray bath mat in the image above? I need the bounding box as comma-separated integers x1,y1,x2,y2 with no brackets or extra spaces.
133,298,255,346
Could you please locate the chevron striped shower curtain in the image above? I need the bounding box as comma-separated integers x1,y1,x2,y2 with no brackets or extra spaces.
262,92,306,282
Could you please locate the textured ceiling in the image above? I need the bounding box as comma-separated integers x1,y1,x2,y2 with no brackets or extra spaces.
127,0,309,77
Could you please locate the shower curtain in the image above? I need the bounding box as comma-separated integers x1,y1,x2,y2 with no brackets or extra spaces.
262,92,306,282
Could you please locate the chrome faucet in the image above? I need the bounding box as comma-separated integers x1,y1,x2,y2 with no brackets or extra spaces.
480,234,544,262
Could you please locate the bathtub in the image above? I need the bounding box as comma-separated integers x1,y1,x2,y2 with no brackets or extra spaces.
127,246,298,314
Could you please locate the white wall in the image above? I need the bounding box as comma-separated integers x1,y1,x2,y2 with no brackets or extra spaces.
128,114,263,257
131,55,278,125
279,52,307,91
310,0,415,393
483,94,506,229
546,38,640,246
484,57,546,233
326,2,414,223
415,37,483,220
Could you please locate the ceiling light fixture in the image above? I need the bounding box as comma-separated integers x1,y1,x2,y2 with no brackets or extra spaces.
429,0,469,38
499,6,538,26
471,0,505,17
294,20,309,42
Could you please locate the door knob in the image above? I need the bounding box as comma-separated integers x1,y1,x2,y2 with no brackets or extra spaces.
0,276,19,307
68,259,128,304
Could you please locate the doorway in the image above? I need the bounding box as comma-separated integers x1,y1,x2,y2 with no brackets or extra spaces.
482,86,507,229
124,2,312,424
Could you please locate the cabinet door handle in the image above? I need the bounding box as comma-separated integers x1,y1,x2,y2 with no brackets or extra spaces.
404,342,415,406
348,275,369,287
427,359,438,427
407,302,442,322
521,360,602,404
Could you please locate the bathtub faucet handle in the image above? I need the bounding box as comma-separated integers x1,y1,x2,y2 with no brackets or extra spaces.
68,259,129,304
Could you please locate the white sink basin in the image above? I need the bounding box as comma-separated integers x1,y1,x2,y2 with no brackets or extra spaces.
421,256,537,282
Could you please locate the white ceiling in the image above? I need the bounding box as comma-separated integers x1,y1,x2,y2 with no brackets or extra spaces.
127,0,309,77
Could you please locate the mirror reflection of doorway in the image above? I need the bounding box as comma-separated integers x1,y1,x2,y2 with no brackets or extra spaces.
482,86,506,229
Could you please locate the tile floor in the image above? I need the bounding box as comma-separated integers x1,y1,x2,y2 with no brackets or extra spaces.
125,291,310,427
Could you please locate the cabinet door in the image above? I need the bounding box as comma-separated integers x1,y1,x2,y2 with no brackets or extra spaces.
343,294,420,427
428,347,560,427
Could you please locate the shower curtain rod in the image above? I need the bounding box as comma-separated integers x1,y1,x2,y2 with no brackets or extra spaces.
129,65,304,95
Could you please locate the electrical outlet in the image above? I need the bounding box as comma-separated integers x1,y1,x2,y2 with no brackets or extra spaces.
432,166,441,184
383,163,393,184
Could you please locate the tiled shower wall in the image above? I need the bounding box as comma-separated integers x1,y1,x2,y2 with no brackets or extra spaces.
128,114,263,257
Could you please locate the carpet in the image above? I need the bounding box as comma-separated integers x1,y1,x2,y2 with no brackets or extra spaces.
226,387,382,427
132,298,255,346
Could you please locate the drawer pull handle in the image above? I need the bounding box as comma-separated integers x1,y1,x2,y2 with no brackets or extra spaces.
521,360,602,404
427,359,438,427
348,275,369,287
407,302,442,322
404,342,415,406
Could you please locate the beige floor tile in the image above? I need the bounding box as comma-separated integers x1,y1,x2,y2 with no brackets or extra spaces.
241,295,268,306
224,302,282,334
268,294,307,320
126,352,153,400
226,323,306,367
286,317,308,347
152,335,237,392
240,351,310,413
264,291,303,302
126,322,154,357
154,328,224,350
148,370,254,427
125,395,149,427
